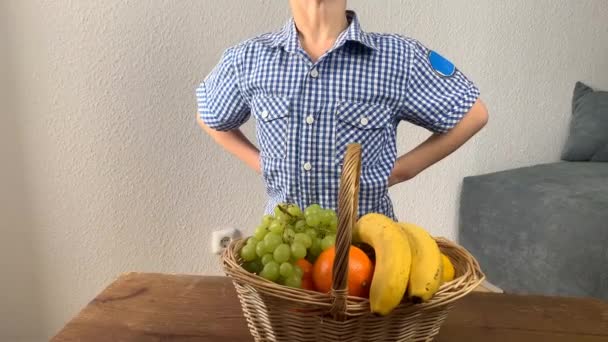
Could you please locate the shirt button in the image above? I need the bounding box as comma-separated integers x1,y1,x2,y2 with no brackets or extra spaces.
261,110,269,119
310,68,319,78
306,115,314,125
303,162,312,171
360,117,369,126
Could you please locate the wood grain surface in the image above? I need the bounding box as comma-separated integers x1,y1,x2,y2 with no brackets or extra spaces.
51,273,608,342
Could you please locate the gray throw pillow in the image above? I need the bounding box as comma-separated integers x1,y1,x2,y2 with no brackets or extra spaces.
561,82,608,162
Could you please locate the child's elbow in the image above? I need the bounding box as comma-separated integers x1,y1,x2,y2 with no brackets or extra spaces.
472,99,489,130
197,114,221,132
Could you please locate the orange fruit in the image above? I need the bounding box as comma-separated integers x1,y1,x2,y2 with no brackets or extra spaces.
301,277,316,291
312,246,374,298
296,259,316,291
296,259,313,279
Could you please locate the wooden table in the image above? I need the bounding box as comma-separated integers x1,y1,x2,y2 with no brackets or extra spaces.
52,273,608,342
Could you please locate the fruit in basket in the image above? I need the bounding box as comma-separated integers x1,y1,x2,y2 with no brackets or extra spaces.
260,261,280,282
296,259,313,278
273,244,291,263
294,219,307,232
308,237,323,259
282,227,296,244
261,254,274,265
295,259,316,291
321,234,336,251
243,260,262,274
441,253,455,283
264,232,283,252
239,203,341,289
293,264,304,278
269,221,285,234
279,262,294,277
255,241,267,258
284,274,303,288
254,225,268,240
294,233,312,248
304,204,322,226
301,277,315,291
398,222,443,303
354,213,411,316
291,242,307,259
240,243,257,262
312,246,373,298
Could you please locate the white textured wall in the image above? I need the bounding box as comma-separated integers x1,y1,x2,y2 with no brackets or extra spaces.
1,0,607,340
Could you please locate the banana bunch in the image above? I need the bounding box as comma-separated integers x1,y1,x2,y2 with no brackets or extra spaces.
354,214,455,315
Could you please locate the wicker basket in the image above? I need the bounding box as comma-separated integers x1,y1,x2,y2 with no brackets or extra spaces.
222,144,485,342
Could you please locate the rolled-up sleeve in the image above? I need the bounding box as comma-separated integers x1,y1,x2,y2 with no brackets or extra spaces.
196,48,250,131
398,40,480,134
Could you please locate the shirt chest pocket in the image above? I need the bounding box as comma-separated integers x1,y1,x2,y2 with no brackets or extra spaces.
252,95,290,159
335,101,392,166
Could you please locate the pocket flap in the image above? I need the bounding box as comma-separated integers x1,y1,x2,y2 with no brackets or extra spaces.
336,101,392,129
252,95,290,121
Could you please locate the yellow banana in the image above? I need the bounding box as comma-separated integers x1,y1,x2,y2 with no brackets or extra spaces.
354,213,411,316
398,222,443,303
441,253,455,284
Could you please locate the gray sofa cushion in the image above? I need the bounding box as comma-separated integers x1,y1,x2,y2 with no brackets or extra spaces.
561,82,608,162
459,162,608,300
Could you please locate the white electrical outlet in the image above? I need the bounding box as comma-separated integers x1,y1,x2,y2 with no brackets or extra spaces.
211,228,241,254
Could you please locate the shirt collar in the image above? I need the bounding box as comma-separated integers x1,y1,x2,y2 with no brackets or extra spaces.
271,10,378,53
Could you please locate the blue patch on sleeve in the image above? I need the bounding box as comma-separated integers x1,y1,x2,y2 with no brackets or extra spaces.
428,51,456,77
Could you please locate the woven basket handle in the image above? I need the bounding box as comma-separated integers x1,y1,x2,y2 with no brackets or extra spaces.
329,143,361,320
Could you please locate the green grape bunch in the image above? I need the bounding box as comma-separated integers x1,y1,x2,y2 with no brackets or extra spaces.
239,203,339,289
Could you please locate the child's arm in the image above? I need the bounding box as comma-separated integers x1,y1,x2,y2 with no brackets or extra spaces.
389,99,488,186
197,116,261,174
196,47,259,172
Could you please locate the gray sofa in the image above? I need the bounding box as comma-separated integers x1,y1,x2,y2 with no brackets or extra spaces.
459,161,608,300
459,82,608,300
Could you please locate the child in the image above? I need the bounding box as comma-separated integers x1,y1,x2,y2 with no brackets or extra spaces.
196,0,488,219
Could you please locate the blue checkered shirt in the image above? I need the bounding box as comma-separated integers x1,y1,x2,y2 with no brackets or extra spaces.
197,11,480,219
